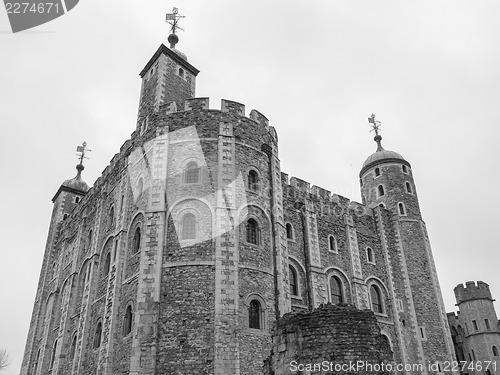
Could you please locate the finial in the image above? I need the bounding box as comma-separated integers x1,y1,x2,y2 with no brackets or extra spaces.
368,113,384,151
165,7,185,48
75,142,91,177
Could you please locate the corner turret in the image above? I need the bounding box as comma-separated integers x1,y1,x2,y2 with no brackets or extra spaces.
359,114,420,219
136,8,199,131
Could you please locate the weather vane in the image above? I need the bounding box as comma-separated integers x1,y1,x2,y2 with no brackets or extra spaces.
165,7,185,35
368,113,382,135
76,141,91,165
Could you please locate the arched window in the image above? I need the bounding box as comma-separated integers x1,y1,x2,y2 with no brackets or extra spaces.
103,252,111,276
405,182,412,193
69,334,77,360
375,167,381,177
178,67,185,78
49,340,57,369
123,305,133,336
370,285,384,314
402,165,408,173
248,170,259,191
286,223,293,239
330,276,343,305
137,178,144,197
108,206,115,229
381,334,391,350
93,322,102,349
493,345,499,356
246,219,259,245
328,236,337,252
398,203,406,216
289,265,298,296
181,213,196,240
367,247,375,264
378,185,385,197
185,161,200,184
249,300,262,329
132,227,141,253
63,214,68,220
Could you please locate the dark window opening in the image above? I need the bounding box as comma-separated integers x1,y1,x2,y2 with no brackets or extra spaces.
330,276,343,305
375,167,380,177
329,236,337,252
249,300,261,329
367,247,374,263
93,322,102,349
370,285,383,314
398,203,406,215
248,170,259,191
132,227,141,253
246,219,259,245
378,185,385,197
123,305,133,336
406,182,412,193
286,223,293,239
289,265,298,296
103,253,111,276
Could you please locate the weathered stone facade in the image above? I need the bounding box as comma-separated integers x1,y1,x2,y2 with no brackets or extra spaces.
447,281,500,374
21,38,457,375
263,304,394,375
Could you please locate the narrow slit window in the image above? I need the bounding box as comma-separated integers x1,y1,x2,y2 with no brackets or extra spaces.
375,167,380,177
286,223,293,239
328,236,337,252
406,182,412,193
398,203,406,215
289,265,298,296
378,185,385,197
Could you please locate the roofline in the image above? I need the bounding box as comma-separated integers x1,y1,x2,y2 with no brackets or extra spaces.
139,44,200,78
359,158,412,178
52,185,88,203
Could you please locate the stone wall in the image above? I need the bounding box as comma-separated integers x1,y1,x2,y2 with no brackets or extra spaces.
263,304,393,375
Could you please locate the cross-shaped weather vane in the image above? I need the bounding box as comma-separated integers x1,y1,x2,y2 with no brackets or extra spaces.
165,7,185,34
76,141,91,165
368,113,382,135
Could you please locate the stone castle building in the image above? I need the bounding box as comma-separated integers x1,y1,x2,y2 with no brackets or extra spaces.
448,281,500,374
21,26,458,375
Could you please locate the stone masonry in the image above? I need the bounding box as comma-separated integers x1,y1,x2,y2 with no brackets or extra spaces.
21,35,457,375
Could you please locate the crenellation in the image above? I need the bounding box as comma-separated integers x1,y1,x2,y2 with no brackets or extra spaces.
249,109,269,127
185,97,209,111
221,99,245,116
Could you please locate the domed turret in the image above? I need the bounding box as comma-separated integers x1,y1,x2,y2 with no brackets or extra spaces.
360,134,408,176
61,164,90,193
360,116,420,219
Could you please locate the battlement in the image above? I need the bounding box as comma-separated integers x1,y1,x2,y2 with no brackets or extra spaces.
280,173,370,219
162,97,270,128
454,281,493,304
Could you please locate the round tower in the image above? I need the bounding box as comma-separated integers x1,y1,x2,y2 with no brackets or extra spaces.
358,115,458,370
359,132,420,219
454,281,500,365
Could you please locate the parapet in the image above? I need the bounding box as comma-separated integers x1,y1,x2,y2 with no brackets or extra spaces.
454,281,494,304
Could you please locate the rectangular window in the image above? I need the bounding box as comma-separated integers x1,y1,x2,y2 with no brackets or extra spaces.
485,319,490,330
472,320,478,331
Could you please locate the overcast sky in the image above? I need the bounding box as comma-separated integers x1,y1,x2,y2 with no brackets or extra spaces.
1,1,500,373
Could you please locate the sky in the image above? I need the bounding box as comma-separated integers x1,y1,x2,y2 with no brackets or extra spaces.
1,0,500,373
